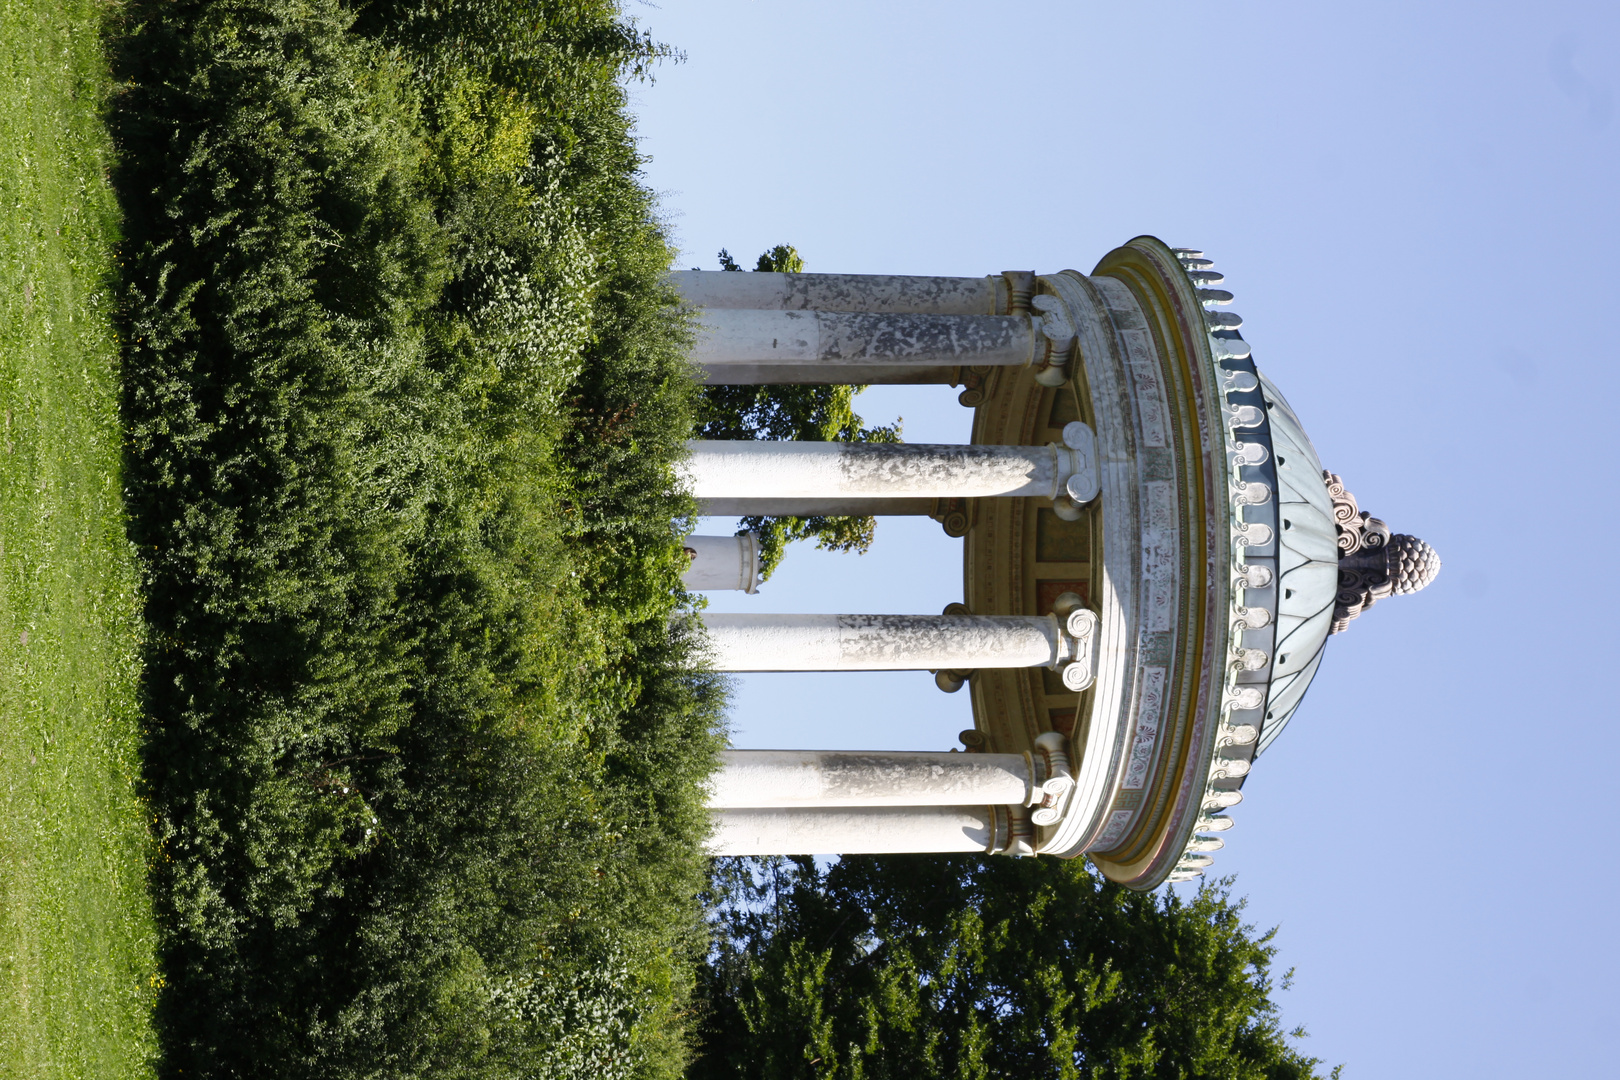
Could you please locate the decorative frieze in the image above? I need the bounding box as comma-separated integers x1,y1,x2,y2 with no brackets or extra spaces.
1168,245,1276,886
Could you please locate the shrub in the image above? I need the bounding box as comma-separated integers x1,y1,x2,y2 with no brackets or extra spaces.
108,0,721,1076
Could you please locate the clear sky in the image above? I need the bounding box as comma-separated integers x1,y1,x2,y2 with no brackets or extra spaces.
629,2,1620,1075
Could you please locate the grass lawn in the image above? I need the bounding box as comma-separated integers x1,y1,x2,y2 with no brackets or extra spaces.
0,1,159,1076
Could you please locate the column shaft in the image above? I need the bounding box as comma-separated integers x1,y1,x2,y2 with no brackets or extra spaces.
694,310,1035,369
698,363,959,385
710,750,1031,808
682,441,1076,500
700,497,936,517
708,806,999,855
700,612,1058,671
672,271,1000,315
681,534,760,592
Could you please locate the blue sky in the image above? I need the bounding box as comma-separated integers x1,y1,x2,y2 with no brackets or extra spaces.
630,2,1620,1075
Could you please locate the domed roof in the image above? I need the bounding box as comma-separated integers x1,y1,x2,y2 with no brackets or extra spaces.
1144,239,1441,889
1252,373,1338,755
1246,374,1444,754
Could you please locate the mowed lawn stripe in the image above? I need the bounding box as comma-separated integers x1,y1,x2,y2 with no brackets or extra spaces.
0,0,159,1076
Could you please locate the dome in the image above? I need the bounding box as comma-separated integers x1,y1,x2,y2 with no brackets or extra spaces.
1251,373,1339,755
1244,374,1443,755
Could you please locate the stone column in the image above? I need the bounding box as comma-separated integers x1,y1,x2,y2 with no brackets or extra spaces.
671,271,1002,315
699,497,936,518
709,750,1033,808
698,363,960,386
681,440,1091,502
694,309,1037,370
699,612,1062,671
708,805,1007,855
681,533,760,593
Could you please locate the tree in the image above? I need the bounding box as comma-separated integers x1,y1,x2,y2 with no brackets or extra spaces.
695,246,900,578
690,855,1337,1080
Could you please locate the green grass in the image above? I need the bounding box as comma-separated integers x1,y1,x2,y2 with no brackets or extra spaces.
0,0,160,1076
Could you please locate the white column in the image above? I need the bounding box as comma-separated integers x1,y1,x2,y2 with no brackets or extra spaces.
708,805,1004,855
698,363,959,385
694,310,1036,369
681,534,760,592
710,750,1032,808
700,612,1060,671
671,271,1001,315
699,497,936,517
681,440,1089,501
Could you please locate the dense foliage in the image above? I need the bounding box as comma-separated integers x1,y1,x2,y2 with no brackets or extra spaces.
692,856,1335,1080
107,1,721,1076
693,245,898,577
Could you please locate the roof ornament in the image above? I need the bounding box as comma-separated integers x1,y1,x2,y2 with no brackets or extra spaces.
1325,471,1440,634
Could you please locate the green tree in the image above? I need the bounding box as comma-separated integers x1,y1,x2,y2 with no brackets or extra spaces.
695,246,899,578
691,855,1337,1080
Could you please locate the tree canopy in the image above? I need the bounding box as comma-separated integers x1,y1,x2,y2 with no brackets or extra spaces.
691,855,1337,1080
694,246,899,577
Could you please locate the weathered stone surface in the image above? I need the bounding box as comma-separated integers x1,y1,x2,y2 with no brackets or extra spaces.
671,270,999,315
681,440,1079,501
693,310,1036,368
698,612,1060,671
